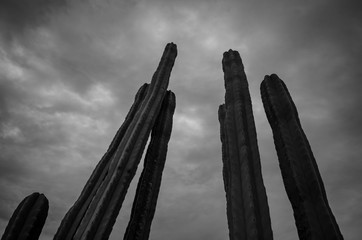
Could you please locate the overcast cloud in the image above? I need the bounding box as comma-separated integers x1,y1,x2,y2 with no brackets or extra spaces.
0,0,361,239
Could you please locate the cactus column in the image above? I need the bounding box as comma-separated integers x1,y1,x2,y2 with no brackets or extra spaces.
54,43,177,240
1,192,49,240
124,90,176,240
260,74,343,240
218,50,273,240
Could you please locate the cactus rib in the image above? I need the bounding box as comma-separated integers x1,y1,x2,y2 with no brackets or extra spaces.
124,90,176,240
219,50,273,240
260,73,343,240
1,192,49,240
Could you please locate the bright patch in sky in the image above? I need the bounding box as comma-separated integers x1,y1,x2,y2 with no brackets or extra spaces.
0,51,24,80
140,8,170,42
0,123,24,142
35,82,114,110
87,83,114,106
203,36,219,50
174,113,204,137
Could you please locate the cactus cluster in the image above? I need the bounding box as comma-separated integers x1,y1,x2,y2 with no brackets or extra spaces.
1,44,343,240
218,51,343,240
2,43,177,240
260,74,343,240
218,50,273,240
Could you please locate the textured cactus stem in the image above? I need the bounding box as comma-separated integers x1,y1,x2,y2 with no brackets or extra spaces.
260,74,343,240
124,90,176,240
2,192,49,240
218,50,273,240
218,104,234,240
55,43,177,240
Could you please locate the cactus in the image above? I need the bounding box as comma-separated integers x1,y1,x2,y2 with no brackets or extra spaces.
260,74,343,240
1,192,49,240
124,90,176,240
218,50,273,240
54,83,149,240
54,43,177,240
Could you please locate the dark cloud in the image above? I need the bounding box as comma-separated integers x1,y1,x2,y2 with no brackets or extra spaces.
0,0,67,42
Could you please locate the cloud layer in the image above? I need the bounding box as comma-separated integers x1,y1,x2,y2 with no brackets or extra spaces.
1,0,361,239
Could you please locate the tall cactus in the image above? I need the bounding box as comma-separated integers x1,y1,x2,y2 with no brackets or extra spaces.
260,74,343,240
218,50,273,240
1,192,49,240
124,90,176,240
54,43,177,240
54,83,149,240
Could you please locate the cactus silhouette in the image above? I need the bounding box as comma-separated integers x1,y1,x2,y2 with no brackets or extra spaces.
1,192,48,240
54,82,149,240
260,74,343,240
2,45,345,240
54,43,177,240
218,50,273,240
124,90,176,240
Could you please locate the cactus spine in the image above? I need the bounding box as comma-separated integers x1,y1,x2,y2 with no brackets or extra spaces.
218,50,273,240
1,192,49,240
54,43,177,240
260,74,343,240
124,90,176,240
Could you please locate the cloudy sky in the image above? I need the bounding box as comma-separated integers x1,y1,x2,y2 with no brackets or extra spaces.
0,0,361,239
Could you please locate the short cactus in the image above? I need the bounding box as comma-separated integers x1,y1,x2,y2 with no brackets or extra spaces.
1,192,49,240
260,74,343,240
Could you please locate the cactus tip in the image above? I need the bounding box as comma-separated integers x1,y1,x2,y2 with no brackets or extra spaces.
270,73,279,80
222,50,243,69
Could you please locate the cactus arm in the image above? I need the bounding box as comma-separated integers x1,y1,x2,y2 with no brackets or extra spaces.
219,50,273,240
218,104,229,193
260,74,343,240
123,90,175,240
1,192,48,240
218,104,234,240
67,43,177,240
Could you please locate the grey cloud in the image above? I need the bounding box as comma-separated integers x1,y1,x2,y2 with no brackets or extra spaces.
0,0,67,42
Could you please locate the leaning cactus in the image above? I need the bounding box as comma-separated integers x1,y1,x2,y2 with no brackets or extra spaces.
1,192,49,240
124,90,176,240
54,43,177,240
54,82,149,240
218,50,273,240
260,74,343,240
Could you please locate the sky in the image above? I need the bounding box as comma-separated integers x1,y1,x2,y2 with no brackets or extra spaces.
0,0,361,239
